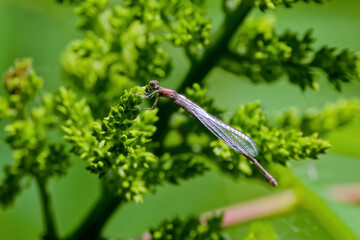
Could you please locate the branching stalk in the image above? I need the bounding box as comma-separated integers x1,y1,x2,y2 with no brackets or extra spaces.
36,176,59,240
65,191,122,240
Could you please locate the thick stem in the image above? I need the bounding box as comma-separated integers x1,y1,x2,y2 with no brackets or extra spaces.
280,167,358,240
178,0,254,93
153,0,254,149
299,184,358,240
36,176,59,240
65,192,122,240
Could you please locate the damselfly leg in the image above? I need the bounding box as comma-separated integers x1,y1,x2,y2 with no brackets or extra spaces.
135,88,160,110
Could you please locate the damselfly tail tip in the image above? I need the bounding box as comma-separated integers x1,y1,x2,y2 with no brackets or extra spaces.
267,177,278,187
263,171,278,186
246,155,278,186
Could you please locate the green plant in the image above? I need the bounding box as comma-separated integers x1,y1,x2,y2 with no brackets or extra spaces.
1,0,359,239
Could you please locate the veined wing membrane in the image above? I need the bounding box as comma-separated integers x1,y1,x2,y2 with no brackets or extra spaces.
178,95,258,157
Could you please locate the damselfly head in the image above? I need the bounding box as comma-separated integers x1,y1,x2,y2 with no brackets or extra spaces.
147,80,160,93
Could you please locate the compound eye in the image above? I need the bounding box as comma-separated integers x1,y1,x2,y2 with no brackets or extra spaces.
149,80,159,89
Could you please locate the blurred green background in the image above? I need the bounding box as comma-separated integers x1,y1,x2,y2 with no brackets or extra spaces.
0,0,360,239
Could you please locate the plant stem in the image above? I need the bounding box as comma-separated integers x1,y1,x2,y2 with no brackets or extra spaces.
65,192,122,240
179,0,254,93
36,176,59,240
298,183,358,240
211,190,298,227
330,183,360,203
153,0,254,148
278,165,358,240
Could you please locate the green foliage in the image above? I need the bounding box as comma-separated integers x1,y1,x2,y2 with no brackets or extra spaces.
277,99,360,136
146,153,208,186
311,47,360,90
221,17,360,90
255,0,325,11
61,30,170,118
0,59,70,208
56,86,153,202
149,217,279,240
1,58,42,118
149,215,230,240
160,0,212,54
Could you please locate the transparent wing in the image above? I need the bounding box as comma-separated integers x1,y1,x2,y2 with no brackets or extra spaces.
177,95,258,157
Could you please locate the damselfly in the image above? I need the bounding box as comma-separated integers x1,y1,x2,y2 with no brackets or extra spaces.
143,80,277,186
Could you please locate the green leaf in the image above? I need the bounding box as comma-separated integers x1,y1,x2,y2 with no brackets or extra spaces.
243,221,279,240
255,0,325,11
